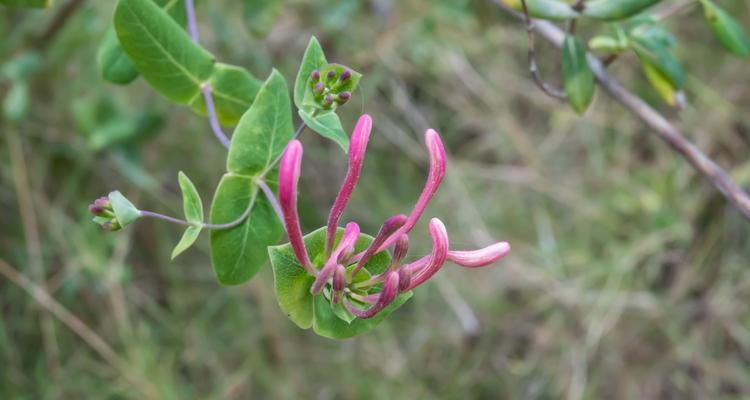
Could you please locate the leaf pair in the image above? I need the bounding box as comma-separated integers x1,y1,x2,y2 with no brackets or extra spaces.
112,0,261,126
269,227,413,339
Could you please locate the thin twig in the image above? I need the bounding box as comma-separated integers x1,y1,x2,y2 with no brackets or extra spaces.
184,0,200,42
258,179,285,223
201,84,232,149
0,258,159,399
519,0,567,100
502,6,750,220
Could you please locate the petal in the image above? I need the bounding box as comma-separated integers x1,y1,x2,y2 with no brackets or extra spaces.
404,218,449,291
447,242,511,268
326,114,372,255
278,140,315,274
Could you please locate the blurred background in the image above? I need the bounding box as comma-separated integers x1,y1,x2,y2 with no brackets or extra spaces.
2,0,750,398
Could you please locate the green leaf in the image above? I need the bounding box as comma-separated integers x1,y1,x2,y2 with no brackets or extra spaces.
641,61,681,107
3,82,29,122
209,174,283,285
108,190,141,227
701,0,750,57
171,225,201,259
0,0,52,8
98,27,140,85
114,0,215,104
243,0,283,38
227,69,294,176
294,37,328,111
298,110,349,152
190,63,262,126
562,35,595,114
499,0,579,20
269,227,412,339
631,33,684,89
582,0,660,21
178,171,203,223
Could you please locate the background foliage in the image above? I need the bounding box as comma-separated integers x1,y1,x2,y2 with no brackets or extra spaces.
2,0,750,398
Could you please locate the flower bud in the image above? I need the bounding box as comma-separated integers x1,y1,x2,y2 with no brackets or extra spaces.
313,82,325,96
323,94,334,108
335,91,351,105
339,69,352,82
310,69,321,83
326,70,337,80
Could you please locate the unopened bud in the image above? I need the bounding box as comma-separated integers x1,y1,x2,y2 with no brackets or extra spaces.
323,94,334,107
326,70,336,80
339,69,352,82
102,220,122,232
313,82,325,95
94,196,111,210
335,91,351,105
310,69,321,83
393,234,409,265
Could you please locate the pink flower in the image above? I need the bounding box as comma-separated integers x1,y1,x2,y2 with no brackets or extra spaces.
277,114,510,319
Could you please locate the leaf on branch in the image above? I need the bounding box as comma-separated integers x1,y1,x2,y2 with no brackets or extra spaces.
298,109,349,152
562,34,595,114
226,69,294,176
209,174,283,284
294,37,328,111
701,0,750,58
582,0,661,22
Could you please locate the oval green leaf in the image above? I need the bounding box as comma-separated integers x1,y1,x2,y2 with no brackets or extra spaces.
178,171,203,223
209,174,283,285
114,0,215,104
98,27,140,85
226,69,294,176
582,0,660,21
294,37,328,111
631,36,684,89
701,0,750,57
642,61,681,107
500,0,579,20
171,225,201,259
269,227,413,339
0,0,52,8
562,34,595,114
298,109,349,152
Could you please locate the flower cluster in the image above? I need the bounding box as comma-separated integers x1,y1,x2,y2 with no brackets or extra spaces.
88,196,122,231
308,67,353,109
278,114,510,319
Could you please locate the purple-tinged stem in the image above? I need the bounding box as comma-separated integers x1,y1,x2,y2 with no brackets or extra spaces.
447,242,511,267
344,272,399,319
376,129,447,252
326,114,372,256
201,84,231,149
350,214,406,278
404,218,449,291
312,222,360,294
184,0,200,42
139,210,192,227
258,180,284,224
278,140,315,275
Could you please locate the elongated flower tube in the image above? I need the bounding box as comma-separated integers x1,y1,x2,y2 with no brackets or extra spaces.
279,140,315,275
376,129,446,252
326,114,372,256
312,222,360,295
274,114,510,325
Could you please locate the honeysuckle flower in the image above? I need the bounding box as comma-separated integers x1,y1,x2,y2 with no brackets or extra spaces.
277,114,510,319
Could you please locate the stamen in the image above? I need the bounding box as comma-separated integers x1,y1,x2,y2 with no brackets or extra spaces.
326,114,372,256
344,272,399,319
278,140,315,274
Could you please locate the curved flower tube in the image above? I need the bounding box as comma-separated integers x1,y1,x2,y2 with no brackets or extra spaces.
279,140,315,275
326,114,372,256
312,222,360,295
